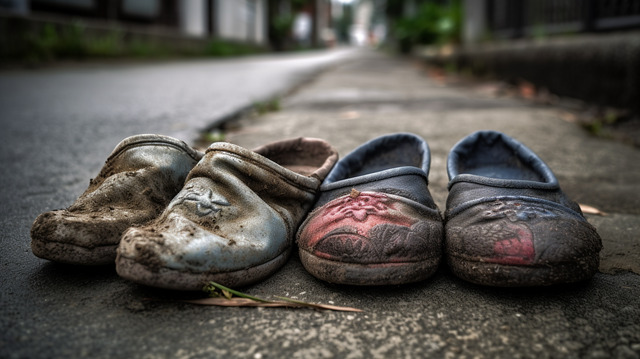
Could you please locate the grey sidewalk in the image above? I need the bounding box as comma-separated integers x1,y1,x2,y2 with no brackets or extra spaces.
224,49,640,357
3,49,640,358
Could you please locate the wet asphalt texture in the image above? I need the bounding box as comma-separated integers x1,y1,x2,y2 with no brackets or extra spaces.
2,49,639,358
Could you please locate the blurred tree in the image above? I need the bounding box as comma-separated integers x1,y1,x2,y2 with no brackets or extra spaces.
335,3,353,43
386,0,461,53
268,0,316,51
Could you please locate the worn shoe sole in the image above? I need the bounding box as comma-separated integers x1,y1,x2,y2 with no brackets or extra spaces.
31,239,117,266
30,210,126,265
447,254,600,287
115,248,291,291
300,249,440,286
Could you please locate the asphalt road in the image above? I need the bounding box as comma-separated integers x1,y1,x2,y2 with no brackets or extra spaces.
0,49,356,358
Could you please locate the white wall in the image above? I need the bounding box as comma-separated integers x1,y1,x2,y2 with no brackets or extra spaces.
253,0,266,44
351,0,372,46
216,0,266,44
179,0,207,37
177,0,267,44
463,0,486,44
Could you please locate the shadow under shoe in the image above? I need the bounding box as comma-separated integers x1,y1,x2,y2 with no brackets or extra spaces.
30,134,203,265
445,130,603,287
116,137,338,291
297,133,444,286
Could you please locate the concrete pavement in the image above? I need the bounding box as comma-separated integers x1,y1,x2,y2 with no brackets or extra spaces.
2,49,640,358
226,49,640,357
226,49,640,277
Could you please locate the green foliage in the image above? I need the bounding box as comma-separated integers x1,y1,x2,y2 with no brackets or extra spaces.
392,0,462,53
581,109,625,138
386,0,406,18
15,21,265,65
272,14,294,38
583,120,603,136
254,98,281,114
334,5,353,43
269,13,294,51
202,130,226,143
25,22,89,62
56,22,87,58
205,39,264,57
23,22,127,63
128,39,170,57
85,30,124,57
291,0,310,11
24,24,55,62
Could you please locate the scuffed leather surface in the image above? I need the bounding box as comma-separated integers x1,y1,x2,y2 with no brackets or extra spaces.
445,131,602,270
118,138,338,274
300,191,442,264
298,133,443,266
446,182,582,217
31,134,202,263
318,133,438,209
316,170,438,209
447,198,601,265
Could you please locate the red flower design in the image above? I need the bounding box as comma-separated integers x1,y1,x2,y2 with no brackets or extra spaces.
325,191,391,222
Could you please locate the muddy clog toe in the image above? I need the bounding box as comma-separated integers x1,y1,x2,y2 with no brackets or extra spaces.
116,137,338,290
30,134,203,265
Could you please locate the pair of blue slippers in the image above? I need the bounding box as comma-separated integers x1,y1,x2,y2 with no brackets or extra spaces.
298,130,602,287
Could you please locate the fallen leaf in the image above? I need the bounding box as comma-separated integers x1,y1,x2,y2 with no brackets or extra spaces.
427,68,447,84
559,111,578,123
579,203,607,216
275,296,363,312
518,81,536,99
203,281,270,303
350,188,361,198
340,111,360,120
183,297,362,312
190,281,363,312
183,297,299,308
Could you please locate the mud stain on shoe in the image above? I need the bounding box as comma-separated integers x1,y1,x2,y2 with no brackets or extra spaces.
491,222,535,265
134,244,165,273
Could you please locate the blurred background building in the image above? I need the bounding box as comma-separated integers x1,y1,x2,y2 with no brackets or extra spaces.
0,0,289,46
377,0,639,115
0,0,337,60
465,0,640,44
2,0,639,53
1,0,638,114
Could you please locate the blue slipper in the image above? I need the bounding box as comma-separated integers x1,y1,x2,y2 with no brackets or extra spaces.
297,133,443,285
445,130,602,286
